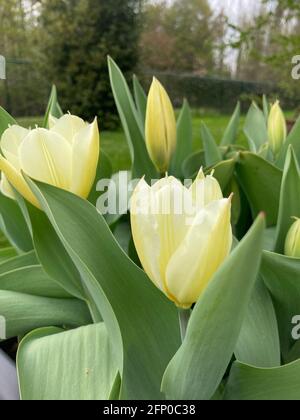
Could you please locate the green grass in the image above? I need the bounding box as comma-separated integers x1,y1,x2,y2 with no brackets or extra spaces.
17,109,295,173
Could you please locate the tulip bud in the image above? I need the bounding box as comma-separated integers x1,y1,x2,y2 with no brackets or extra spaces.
284,218,300,258
131,174,232,308
0,114,100,208
145,78,176,173
268,101,287,157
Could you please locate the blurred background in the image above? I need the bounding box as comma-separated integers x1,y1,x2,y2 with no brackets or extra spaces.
0,0,299,169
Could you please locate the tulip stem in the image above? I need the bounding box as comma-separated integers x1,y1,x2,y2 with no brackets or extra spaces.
178,308,191,342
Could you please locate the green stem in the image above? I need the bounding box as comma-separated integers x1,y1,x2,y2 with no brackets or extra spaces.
178,308,191,342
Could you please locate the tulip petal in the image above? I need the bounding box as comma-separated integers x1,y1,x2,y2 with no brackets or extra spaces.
131,178,164,290
0,156,40,207
19,128,72,190
166,198,232,307
190,169,223,209
1,125,29,168
0,173,15,200
51,114,86,144
131,177,194,303
70,118,99,198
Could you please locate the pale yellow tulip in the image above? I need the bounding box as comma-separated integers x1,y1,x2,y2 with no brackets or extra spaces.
0,114,100,208
145,78,176,173
284,218,300,258
268,101,287,157
131,171,232,308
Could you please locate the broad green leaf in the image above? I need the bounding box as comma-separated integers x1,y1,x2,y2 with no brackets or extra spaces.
161,215,265,400
26,180,180,400
0,247,17,263
235,277,280,368
133,75,147,128
20,202,86,301
17,324,118,400
0,106,16,136
286,340,300,364
108,57,157,181
206,158,236,191
224,360,300,400
276,115,300,169
220,102,240,146
244,102,268,152
236,152,282,226
170,99,193,178
263,227,277,251
201,122,222,167
261,250,300,358
0,251,37,275
262,95,269,122
0,193,33,252
182,150,206,179
274,147,300,254
0,291,91,339
88,151,112,207
0,264,71,298
43,85,63,128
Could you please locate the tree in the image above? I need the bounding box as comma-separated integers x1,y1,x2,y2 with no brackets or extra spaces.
38,0,142,128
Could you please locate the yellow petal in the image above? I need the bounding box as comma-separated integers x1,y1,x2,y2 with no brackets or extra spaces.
48,115,58,129
131,176,193,303
0,156,40,207
19,128,72,190
190,170,223,209
145,78,176,173
1,125,29,168
166,198,232,308
0,173,16,200
131,178,164,290
51,114,86,144
70,118,100,198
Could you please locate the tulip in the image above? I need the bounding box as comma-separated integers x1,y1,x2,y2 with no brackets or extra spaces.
268,101,287,157
130,171,232,308
284,218,300,258
145,78,176,173
0,114,100,208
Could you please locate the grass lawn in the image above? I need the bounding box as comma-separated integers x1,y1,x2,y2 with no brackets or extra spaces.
17,109,295,173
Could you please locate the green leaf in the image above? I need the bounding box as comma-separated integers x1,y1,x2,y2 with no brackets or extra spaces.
224,360,300,400
244,102,268,152
108,57,157,181
262,95,269,122
0,247,17,263
88,151,112,208
161,215,265,400
276,115,300,169
0,193,33,252
0,264,71,298
236,152,282,227
206,158,236,191
26,179,180,400
182,150,206,179
43,85,63,128
0,106,16,137
0,291,91,339
261,250,300,358
235,277,280,368
133,74,147,129
201,122,222,167
170,99,193,178
0,251,37,275
17,324,118,400
220,102,240,146
274,146,300,254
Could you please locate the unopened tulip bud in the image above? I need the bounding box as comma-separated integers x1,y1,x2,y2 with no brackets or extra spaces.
284,218,300,258
268,101,287,157
145,78,176,173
